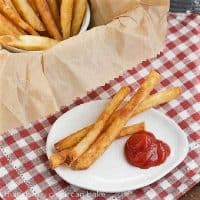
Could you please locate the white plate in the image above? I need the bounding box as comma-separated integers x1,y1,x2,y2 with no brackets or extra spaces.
3,3,91,53
46,100,188,193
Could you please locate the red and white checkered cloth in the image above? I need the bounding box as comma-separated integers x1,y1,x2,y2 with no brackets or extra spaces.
0,13,200,200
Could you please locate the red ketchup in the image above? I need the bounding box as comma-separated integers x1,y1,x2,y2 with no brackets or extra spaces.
125,131,170,169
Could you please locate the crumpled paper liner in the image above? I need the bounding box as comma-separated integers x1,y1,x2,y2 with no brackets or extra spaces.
0,0,169,133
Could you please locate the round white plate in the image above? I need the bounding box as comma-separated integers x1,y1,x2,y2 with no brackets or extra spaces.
4,3,91,53
46,100,188,193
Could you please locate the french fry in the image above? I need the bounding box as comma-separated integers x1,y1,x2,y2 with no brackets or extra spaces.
65,87,131,165
50,149,69,169
118,122,145,138
54,122,145,151
71,70,160,170
60,0,73,39
130,87,182,116
55,87,181,152
27,0,38,14
47,0,60,29
71,0,87,36
49,122,145,169
0,35,58,51
0,0,38,35
55,126,92,151
0,13,24,36
6,0,18,14
34,0,62,40
12,0,45,31
107,88,182,125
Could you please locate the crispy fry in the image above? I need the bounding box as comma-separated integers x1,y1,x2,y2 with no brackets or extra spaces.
55,87,181,152
71,70,160,170
55,122,145,151
0,13,24,36
13,0,45,31
133,87,181,115
65,87,131,165
118,122,145,138
5,0,18,14
108,87,181,125
108,87,182,124
27,0,38,14
0,0,38,35
0,35,58,51
49,122,145,169
55,125,92,151
49,149,69,169
47,0,60,29
34,0,62,40
71,0,87,36
60,0,73,39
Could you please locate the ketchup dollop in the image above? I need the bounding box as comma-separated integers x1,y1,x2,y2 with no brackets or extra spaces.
125,131,170,169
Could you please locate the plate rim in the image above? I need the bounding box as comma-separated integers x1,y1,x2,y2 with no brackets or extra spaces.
46,99,189,193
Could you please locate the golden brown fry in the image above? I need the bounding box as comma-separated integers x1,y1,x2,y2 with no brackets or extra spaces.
55,87,181,152
34,0,62,40
5,0,18,14
118,122,145,137
49,122,145,169
12,0,45,31
65,87,130,165
108,87,182,124
55,125,92,151
49,149,69,169
55,122,145,152
50,86,181,169
47,0,60,29
0,13,24,36
71,70,160,170
133,87,181,115
71,0,87,36
0,0,38,35
60,0,73,39
0,35,58,51
27,0,38,14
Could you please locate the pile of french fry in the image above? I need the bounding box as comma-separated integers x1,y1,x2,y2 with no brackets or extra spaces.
0,0,87,51
49,70,182,170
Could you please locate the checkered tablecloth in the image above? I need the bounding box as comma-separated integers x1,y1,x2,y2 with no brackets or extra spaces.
0,13,200,200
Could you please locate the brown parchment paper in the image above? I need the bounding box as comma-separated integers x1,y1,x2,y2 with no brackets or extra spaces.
0,0,169,133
